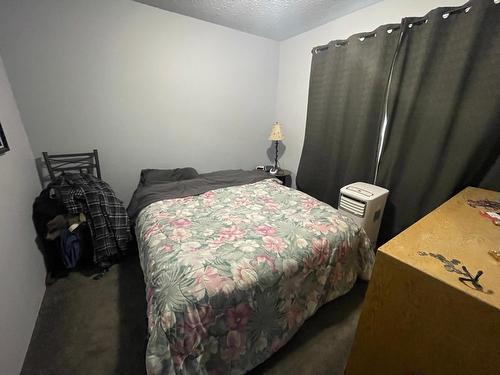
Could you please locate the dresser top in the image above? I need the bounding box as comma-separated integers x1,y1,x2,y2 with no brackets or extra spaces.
379,187,500,309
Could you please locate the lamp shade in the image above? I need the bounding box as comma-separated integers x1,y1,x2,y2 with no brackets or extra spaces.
268,121,285,141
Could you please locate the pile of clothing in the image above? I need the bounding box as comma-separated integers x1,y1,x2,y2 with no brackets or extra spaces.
33,173,130,283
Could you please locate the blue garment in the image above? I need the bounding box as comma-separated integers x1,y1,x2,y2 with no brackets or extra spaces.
60,229,81,269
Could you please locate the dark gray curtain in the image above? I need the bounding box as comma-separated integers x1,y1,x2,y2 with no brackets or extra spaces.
296,24,402,208
297,0,500,244
377,0,500,242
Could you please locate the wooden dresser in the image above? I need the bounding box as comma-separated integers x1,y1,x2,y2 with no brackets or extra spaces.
346,187,500,374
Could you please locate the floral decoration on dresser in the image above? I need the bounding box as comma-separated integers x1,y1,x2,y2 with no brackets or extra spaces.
417,251,492,294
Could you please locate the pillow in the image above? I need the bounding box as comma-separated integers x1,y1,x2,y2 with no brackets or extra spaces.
140,167,199,185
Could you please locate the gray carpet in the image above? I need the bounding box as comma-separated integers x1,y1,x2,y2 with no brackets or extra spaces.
22,255,367,375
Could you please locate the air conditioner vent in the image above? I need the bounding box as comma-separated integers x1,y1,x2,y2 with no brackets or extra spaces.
346,186,373,197
338,182,389,244
339,194,366,217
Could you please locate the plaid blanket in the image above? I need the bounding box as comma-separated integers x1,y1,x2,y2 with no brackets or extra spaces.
53,173,130,264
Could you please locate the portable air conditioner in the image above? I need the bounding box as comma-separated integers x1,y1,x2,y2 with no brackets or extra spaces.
338,182,389,245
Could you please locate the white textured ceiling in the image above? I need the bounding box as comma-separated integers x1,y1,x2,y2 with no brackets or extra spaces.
134,0,382,41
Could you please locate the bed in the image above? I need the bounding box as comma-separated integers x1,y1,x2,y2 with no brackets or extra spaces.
127,169,375,374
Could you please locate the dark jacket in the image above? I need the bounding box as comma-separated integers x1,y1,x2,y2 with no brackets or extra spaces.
53,173,130,265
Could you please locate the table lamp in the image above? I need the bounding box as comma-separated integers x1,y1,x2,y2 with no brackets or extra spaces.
268,121,284,174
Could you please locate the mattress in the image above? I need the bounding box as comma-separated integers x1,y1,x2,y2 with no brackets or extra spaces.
135,178,374,374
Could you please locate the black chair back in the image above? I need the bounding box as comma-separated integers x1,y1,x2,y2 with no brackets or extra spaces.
42,149,101,182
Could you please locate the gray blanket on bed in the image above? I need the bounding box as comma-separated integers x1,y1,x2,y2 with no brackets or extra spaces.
127,169,273,220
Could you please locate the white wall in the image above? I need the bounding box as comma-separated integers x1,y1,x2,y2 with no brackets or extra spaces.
0,0,466,198
275,0,462,180
0,0,279,203
0,54,45,375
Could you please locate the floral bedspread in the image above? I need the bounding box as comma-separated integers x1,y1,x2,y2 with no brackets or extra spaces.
136,179,374,374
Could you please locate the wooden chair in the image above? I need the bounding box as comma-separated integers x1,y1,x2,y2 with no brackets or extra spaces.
43,149,101,182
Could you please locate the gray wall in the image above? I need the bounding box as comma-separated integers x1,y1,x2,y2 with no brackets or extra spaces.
0,0,279,202
0,54,45,375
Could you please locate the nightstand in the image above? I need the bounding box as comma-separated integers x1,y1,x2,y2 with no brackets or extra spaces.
271,169,292,187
